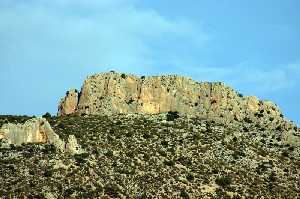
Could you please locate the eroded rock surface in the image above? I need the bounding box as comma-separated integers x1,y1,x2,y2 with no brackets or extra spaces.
65,134,84,155
58,72,282,122
58,89,79,116
0,118,65,151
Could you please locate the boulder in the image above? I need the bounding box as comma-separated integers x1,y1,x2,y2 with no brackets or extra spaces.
65,135,84,155
0,118,65,151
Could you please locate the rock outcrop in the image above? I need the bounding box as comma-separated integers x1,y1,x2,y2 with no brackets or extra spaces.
65,134,84,155
0,118,65,151
58,89,79,116
58,72,282,121
0,118,83,154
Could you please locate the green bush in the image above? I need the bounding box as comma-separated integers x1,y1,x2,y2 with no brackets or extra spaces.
164,159,175,166
121,73,126,79
166,111,180,121
42,112,52,118
179,190,190,199
74,153,89,164
215,176,232,187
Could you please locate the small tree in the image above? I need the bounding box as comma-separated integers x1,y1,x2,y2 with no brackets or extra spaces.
121,73,126,79
42,112,51,119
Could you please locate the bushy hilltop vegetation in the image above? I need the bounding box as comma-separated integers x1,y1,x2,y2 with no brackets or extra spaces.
0,113,299,198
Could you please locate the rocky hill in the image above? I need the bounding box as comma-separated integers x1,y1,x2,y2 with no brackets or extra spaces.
58,72,281,121
0,72,299,198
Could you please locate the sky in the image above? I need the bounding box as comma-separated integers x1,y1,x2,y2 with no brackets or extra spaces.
0,0,299,125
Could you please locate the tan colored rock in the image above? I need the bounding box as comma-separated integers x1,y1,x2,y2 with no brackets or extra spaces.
65,135,84,155
57,72,283,121
245,96,260,112
0,131,5,139
58,89,79,116
0,118,65,151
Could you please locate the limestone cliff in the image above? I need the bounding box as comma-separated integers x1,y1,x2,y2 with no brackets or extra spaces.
0,117,83,154
58,89,79,116
0,118,65,151
58,72,282,121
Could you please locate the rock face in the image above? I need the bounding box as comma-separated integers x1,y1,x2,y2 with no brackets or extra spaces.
0,117,84,154
58,72,282,121
65,134,84,155
58,89,79,116
0,118,65,151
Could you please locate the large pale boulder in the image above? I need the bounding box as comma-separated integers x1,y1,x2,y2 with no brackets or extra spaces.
0,117,65,151
65,135,84,155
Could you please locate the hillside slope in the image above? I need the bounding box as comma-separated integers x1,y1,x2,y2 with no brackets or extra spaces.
0,114,299,198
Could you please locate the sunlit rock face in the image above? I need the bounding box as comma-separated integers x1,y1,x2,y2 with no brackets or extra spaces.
58,72,282,122
0,118,64,151
58,89,79,116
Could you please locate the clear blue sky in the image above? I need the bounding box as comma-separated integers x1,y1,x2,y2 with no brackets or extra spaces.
0,0,299,125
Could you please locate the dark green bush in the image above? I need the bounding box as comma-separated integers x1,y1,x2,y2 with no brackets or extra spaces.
215,176,232,187
42,112,52,119
105,150,114,157
186,173,194,182
74,153,89,164
44,168,53,177
164,159,175,166
104,184,120,198
126,98,134,104
166,111,180,121
179,190,190,199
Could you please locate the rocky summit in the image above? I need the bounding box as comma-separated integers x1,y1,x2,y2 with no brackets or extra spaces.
58,72,281,121
0,72,300,198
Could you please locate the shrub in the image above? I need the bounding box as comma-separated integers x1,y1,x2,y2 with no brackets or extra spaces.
215,176,232,187
244,117,252,123
126,98,134,104
282,151,289,157
121,73,126,79
166,111,180,121
44,168,53,177
164,160,175,166
143,133,152,139
186,173,194,182
42,112,51,119
104,184,120,198
179,190,190,199
161,140,168,147
74,153,89,164
105,150,114,157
